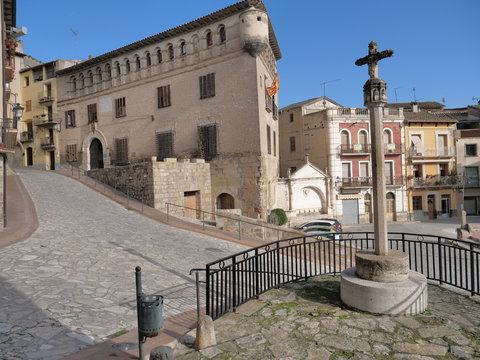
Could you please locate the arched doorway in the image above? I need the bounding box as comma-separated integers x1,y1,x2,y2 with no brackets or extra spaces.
89,138,104,169
26,147,33,166
217,193,235,209
427,194,436,219
386,192,396,221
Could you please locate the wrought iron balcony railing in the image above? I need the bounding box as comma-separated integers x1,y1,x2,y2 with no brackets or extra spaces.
40,137,55,150
340,176,404,188
20,131,33,143
411,175,461,188
340,143,404,155
409,147,455,158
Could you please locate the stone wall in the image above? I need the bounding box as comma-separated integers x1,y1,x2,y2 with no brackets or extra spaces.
215,209,300,241
87,157,212,216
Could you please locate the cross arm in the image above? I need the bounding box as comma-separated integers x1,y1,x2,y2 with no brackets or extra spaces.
355,49,394,66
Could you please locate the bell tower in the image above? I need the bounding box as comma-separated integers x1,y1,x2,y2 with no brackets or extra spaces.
239,6,269,57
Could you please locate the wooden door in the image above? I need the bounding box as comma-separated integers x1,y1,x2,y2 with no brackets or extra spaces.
184,191,198,218
427,196,436,219
386,192,396,221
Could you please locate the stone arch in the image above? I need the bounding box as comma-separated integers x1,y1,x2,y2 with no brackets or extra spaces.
217,24,226,43
216,193,235,209
191,34,199,52
167,43,174,60
340,129,351,150
179,39,187,56
82,131,109,170
383,128,393,144
204,29,213,47
296,186,327,213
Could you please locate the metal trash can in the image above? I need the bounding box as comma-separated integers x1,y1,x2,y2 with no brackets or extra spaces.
138,294,164,338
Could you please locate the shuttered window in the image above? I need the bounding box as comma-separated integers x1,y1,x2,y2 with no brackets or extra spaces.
199,73,215,99
66,144,77,162
65,110,76,127
198,124,217,160
157,85,171,108
115,97,126,118
115,137,129,165
156,131,174,160
87,103,97,123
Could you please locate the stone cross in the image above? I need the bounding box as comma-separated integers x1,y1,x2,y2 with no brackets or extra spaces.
355,41,393,78
354,41,394,256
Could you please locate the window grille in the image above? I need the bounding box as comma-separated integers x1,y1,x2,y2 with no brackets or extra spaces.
66,144,78,162
87,103,97,123
65,110,76,127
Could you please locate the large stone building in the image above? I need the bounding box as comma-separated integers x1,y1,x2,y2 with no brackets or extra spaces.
55,0,281,219
279,97,408,224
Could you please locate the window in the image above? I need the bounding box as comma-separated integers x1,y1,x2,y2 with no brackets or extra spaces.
146,52,151,66
413,164,423,178
168,45,174,60
273,130,276,157
87,103,97,123
65,110,76,128
157,49,162,63
66,144,78,162
135,56,141,70
125,60,131,73
25,100,32,112
358,130,368,147
385,162,393,185
412,196,422,211
342,163,351,178
199,73,215,99
206,31,213,47
198,124,217,160
24,76,29,87
465,167,479,186
341,130,350,151
45,64,55,79
115,97,126,118
78,74,85,89
96,67,102,82
359,162,369,178
267,125,271,155
219,26,226,43
289,113,294,122
115,137,129,165
289,136,296,152
303,134,310,150
86,71,93,87
437,134,448,156
157,85,171,108
155,131,174,160
70,76,77,91
115,62,121,77
441,194,450,214
466,144,477,156
180,41,187,56
105,64,112,80
383,129,392,144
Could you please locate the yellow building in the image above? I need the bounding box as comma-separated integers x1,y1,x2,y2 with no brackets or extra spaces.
19,60,81,169
404,108,461,220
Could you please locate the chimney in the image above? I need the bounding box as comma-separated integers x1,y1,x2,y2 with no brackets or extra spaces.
88,55,93,60
412,102,419,112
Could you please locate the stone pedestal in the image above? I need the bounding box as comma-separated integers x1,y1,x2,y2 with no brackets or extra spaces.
341,250,428,315
340,267,428,315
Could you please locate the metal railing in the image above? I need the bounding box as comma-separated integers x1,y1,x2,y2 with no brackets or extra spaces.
411,175,461,188
341,176,404,187
194,232,479,319
165,202,301,241
409,147,455,157
339,144,371,153
40,137,55,150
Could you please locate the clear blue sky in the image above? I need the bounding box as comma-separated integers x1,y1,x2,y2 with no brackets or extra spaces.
17,0,479,109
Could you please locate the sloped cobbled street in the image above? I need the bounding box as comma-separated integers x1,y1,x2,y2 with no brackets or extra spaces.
0,169,247,360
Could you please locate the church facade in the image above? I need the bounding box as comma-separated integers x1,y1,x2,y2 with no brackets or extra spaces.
56,0,281,219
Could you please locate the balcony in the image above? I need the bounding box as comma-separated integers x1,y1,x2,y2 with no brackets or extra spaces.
20,131,33,143
38,96,54,104
464,177,479,188
409,147,455,158
340,176,404,188
384,143,404,154
411,175,460,189
40,137,55,150
0,119,17,153
34,117,59,128
340,144,371,155
331,107,403,118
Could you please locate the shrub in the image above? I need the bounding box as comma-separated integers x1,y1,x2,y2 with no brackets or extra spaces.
268,208,288,226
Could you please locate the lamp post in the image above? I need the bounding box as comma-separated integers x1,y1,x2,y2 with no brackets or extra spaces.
12,102,24,129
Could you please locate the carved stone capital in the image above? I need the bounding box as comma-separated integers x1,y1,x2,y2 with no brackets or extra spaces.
363,77,388,107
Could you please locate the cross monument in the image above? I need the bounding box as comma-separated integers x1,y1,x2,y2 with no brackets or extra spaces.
355,41,393,256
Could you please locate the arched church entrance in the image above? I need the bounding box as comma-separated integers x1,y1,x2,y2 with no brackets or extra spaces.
217,193,235,209
89,138,104,169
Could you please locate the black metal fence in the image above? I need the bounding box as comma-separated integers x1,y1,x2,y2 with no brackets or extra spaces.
198,232,479,319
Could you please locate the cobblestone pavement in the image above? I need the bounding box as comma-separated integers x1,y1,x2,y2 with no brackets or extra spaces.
176,277,480,359
0,170,247,360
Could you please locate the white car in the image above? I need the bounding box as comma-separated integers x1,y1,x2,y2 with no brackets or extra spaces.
295,219,343,232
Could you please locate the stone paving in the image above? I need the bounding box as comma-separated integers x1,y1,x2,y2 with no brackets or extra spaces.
0,169,247,360
176,277,480,359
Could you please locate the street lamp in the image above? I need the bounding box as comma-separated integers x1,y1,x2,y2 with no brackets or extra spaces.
12,102,24,129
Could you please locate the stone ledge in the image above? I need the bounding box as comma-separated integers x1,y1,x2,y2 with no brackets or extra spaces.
355,250,409,283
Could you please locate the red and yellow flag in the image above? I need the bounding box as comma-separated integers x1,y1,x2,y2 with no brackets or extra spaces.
266,73,280,96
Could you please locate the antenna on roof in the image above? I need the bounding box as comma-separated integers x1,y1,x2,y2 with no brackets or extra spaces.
412,87,417,102
320,79,341,106
394,87,402,103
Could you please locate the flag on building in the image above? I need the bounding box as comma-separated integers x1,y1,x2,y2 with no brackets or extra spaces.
266,73,280,96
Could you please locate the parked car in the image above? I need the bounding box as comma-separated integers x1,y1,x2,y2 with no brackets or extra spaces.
302,225,338,239
295,219,343,232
